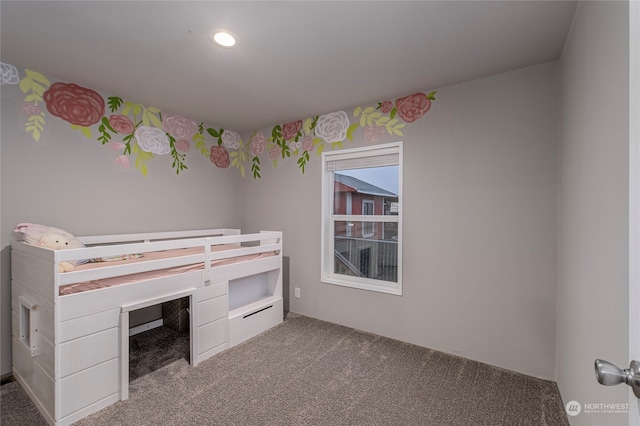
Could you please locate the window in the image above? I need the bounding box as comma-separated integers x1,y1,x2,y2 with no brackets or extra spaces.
321,142,402,295
362,200,374,237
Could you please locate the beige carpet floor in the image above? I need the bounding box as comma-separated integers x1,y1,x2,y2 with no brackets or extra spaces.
1,313,568,425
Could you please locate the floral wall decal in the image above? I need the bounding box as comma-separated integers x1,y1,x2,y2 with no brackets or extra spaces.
1,63,20,85
161,115,198,140
315,111,351,143
262,90,436,175
44,82,105,127
3,63,436,178
210,145,230,168
135,126,171,155
394,91,435,122
206,127,246,176
249,132,266,178
8,66,51,142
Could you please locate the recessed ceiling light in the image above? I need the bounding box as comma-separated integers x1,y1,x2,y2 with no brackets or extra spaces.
210,30,236,48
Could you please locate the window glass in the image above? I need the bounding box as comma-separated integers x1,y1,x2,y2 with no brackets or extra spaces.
321,142,402,295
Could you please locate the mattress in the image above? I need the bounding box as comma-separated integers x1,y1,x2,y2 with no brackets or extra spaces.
60,245,275,296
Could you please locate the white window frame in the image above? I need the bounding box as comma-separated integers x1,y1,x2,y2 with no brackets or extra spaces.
321,141,403,295
361,199,374,238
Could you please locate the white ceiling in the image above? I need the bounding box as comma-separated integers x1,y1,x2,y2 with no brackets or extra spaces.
1,1,577,134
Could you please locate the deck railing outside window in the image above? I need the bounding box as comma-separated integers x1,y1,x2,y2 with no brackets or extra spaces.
334,236,398,282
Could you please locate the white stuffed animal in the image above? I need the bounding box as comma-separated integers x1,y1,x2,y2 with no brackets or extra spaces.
14,223,85,272
37,230,85,272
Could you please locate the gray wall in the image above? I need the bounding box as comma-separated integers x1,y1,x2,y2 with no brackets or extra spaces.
556,2,630,425
7,6,630,399
0,70,243,375
241,62,559,379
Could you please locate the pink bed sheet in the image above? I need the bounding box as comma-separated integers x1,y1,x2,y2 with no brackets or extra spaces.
59,245,276,296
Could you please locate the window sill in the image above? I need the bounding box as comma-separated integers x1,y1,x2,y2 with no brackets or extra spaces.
322,276,402,296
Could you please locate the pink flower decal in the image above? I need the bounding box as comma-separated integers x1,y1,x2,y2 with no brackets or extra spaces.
43,82,105,126
380,100,393,114
302,135,314,152
250,132,266,156
114,155,130,168
109,115,134,134
395,92,431,123
365,125,385,144
221,130,241,150
21,102,41,116
269,146,280,160
134,125,171,155
210,146,230,168
161,115,197,140
175,139,190,152
108,141,126,151
315,111,349,143
282,120,302,141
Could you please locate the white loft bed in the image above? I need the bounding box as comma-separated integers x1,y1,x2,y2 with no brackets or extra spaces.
11,228,283,426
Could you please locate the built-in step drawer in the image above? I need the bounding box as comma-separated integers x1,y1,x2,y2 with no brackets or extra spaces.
228,298,283,348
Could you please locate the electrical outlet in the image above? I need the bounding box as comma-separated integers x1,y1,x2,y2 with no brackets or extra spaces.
294,287,301,298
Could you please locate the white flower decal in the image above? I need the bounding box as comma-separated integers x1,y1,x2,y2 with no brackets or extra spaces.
0,63,20,85
315,111,349,143
134,126,171,155
221,130,241,150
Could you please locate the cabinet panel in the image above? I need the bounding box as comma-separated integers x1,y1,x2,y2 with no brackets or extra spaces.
197,318,227,356
196,296,227,326
59,328,119,378
197,281,227,301
59,358,119,418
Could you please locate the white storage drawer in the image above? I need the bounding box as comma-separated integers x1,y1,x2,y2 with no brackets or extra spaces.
228,298,283,348
197,295,227,326
196,317,227,356
197,281,227,301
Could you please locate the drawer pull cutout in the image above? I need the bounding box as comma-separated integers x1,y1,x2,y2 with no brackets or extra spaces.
243,305,273,319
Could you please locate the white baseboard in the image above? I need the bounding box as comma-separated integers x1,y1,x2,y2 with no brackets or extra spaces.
129,319,163,336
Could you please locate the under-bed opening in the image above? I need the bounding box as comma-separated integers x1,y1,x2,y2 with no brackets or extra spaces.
120,290,195,401
128,297,190,382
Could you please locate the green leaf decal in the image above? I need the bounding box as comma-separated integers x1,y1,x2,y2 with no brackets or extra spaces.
168,134,188,175
25,113,45,141
297,150,311,174
193,132,208,157
272,125,282,140
251,156,261,179
81,126,92,139
107,96,124,112
24,69,50,86
101,116,116,132
70,124,92,139
346,123,359,141
133,144,153,176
